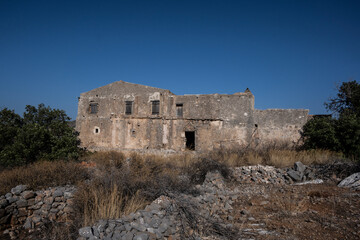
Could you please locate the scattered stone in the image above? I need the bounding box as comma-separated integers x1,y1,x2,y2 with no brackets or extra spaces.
1,185,76,239
16,199,28,208
11,185,27,195
338,172,360,190
294,162,306,175
53,189,64,198
44,197,54,205
293,179,324,185
21,191,35,200
0,199,8,208
3,162,353,240
133,233,149,240
287,169,302,182
79,227,94,238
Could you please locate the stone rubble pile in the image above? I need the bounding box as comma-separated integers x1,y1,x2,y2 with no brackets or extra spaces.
78,161,328,240
233,161,317,184
79,196,179,240
0,185,75,238
2,160,358,239
338,172,360,190
78,170,269,240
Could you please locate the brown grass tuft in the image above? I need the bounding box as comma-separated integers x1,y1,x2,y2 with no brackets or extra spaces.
266,149,342,168
74,151,196,226
0,160,88,195
75,181,147,226
200,148,342,168
84,151,126,169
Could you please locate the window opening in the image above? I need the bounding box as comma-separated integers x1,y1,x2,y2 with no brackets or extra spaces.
125,101,133,115
152,100,160,115
94,127,100,134
176,103,183,117
185,131,195,150
89,103,98,114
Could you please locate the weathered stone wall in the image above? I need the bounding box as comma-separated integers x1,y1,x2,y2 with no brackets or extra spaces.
76,81,308,152
0,185,75,235
253,109,309,146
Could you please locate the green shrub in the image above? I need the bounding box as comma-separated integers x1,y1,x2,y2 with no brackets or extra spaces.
0,104,81,167
302,80,360,161
302,116,340,151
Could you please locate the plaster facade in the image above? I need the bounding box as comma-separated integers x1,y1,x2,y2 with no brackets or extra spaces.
76,81,309,152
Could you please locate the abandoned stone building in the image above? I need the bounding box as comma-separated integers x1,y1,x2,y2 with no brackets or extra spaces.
76,81,309,152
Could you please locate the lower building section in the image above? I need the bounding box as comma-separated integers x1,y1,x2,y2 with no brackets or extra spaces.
77,114,307,152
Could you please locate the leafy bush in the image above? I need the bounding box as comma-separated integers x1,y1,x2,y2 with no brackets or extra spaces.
0,104,81,167
335,114,360,159
302,116,340,151
302,80,360,160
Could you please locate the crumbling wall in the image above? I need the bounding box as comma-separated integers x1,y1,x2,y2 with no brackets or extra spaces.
0,185,75,235
253,109,309,147
76,81,309,152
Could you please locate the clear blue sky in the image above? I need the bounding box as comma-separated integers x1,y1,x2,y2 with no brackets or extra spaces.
1,0,359,120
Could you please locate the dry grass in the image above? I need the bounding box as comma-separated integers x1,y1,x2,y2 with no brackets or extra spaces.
74,151,197,226
266,149,342,167
201,148,342,168
0,160,88,195
83,151,126,169
76,182,147,226
0,148,345,234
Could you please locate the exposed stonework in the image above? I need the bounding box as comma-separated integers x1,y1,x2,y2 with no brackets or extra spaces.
0,185,76,238
76,81,308,151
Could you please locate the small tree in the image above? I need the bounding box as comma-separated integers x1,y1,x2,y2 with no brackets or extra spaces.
0,108,23,152
0,104,81,167
302,80,360,160
325,80,360,117
302,116,340,151
335,114,360,158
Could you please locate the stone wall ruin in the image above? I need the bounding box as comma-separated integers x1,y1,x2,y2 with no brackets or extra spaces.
76,81,309,152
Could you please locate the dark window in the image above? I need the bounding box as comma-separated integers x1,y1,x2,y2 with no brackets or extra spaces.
176,104,183,117
152,100,160,115
185,131,195,150
125,101,133,115
89,103,98,114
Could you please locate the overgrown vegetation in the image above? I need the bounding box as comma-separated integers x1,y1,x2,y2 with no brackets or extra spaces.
0,104,81,168
74,151,197,226
0,146,344,240
72,148,343,226
203,148,341,168
0,160,88,195
302,80,360,161
0,91,356,238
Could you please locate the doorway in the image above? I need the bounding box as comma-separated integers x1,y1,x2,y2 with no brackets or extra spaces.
185,131,195,150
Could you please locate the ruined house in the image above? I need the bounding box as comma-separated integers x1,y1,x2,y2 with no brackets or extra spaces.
76,81,308,152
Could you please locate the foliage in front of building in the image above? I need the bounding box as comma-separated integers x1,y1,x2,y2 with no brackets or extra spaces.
302,80,360,160
0,104,81,167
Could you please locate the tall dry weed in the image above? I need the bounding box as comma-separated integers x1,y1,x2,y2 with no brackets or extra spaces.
0,160,88,195
84,151,126,169
76,182,147,226
75,151,196,226
201,147,342,168
266,149,341,167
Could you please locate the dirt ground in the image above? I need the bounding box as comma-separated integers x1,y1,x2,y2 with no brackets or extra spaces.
226,182,360,240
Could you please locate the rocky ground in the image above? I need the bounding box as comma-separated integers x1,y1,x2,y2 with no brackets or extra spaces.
1,161,360,240
77,162,360,240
